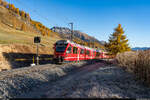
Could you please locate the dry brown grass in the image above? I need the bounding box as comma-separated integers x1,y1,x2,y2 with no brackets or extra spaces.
0,44,55,71
116,50,150,85
116,51,138,72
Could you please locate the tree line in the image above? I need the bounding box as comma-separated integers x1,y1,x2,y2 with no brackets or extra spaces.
0,0,30,20
0,0,52,36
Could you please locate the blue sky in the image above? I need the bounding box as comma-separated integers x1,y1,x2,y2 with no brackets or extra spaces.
6,0,150,47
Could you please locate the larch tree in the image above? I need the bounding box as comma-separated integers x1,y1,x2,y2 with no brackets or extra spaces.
47,31,50,37
105,24,131,55
8,3,11,9
15,8,20,15
20,11,25,18
11,4,15,11
0,0,2,4
8,4,15,11
35,23,40,30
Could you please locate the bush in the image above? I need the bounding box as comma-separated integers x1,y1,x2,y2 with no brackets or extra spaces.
134,50,150,83
116,51,138,72
116,50,150,85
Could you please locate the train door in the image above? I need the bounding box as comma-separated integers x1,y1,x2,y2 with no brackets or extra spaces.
72,46,78,61
80,48,85,60
77,48,80,61
95,51,100,59
65,45,73,61
101,52,104,59
86,49,90,60
90,50,92,60
93,51,96,59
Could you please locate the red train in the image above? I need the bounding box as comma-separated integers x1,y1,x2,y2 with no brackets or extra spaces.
53,40,109,63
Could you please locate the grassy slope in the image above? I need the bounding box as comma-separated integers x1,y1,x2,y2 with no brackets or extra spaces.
0,23,62,70
0,22,61,53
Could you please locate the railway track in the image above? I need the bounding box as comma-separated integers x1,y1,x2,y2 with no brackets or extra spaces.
0,59,112,80
1,59,149,99
16,60,150,98
17,62,107,98
0,60,106,98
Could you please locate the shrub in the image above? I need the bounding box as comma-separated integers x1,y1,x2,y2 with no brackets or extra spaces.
116,50,150,85
116,51,138,72
134,50,150,83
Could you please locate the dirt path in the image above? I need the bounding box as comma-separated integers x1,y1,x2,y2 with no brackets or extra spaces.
17,62,150,98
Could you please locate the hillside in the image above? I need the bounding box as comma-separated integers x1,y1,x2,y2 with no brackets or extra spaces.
51,26,106,45
0,4,62,71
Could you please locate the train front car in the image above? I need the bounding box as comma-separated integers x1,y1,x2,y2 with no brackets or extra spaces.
53,40,69,64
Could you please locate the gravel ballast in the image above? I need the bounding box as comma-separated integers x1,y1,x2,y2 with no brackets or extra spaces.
18,63,150,99
1,60,150,99
0,61,91,99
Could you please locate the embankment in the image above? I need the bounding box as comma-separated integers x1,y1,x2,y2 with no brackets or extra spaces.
0,44,53,71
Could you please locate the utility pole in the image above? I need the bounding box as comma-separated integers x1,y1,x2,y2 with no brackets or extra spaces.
69,22,73,41
36,43,39,65
93,37,95,49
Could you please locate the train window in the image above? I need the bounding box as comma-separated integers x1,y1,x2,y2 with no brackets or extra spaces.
80,49,84,54
66,46,72,54
56,46,67,53
55,41,68,53
86,50,90,56
96,52,100,57
93,51,95,55
73,47,78,54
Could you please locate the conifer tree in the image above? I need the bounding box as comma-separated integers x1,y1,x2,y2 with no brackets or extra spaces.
11,4,15,11
106,24,131,55
35,23,39,30
20,11,25,18
8,4,15,11
8,3,11,9
0,0,2,5
15,8,20,15
47,31,50,37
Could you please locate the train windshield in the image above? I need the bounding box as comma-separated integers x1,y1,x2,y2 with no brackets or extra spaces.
56,46,67,52
55,40,68,53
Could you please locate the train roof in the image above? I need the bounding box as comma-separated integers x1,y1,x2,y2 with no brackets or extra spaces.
56,40,101,51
